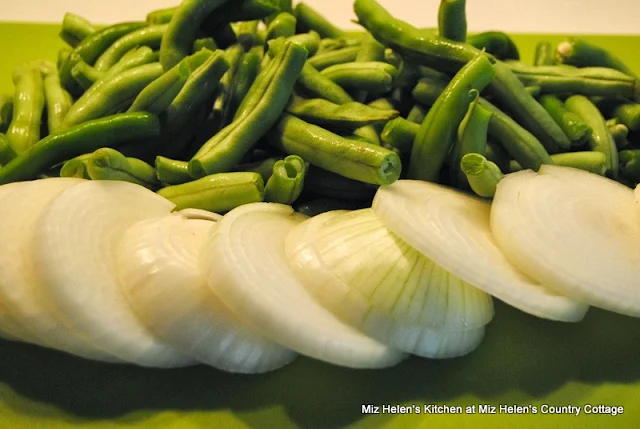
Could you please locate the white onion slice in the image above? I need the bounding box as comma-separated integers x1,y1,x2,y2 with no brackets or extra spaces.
117,210,296,373
372,180,588,322
492,166,640,317
285,209,490,358
0,181,49,342
201,203,405,368
0,178,119,361
33,180,193,367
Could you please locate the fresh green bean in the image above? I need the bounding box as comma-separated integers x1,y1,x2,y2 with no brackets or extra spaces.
612,103,640,131
266,113,401,185
320,62,398,94
0,112,161,184
438,0,467,42
509,152,608,176
0,95,13,133
60,22,148,93
212,44,247,128
534,41,555,66
286,96,399,129
296,63,354,104
62,63,164,129
0,133,17,165
565,95,618,178
406,104,427,123
57,48,72,72
409,54,495,182
264,155,307,204
306,46,360,70
155,156,192,185
235,156,281,183
353,33,386,101
201,0,280,30
193,37,218,53
412,77,553,170
160,0,233,70
316,37,361,55
467,31,519,61
6,67,45,154
461,153,503,198
157,171,265,212
450,91,492,187
304,165,377,200
505,62,639,101
43,66,73,134
609,123,629,150
70,60,101,89
60,153,92,179
556,38,637,78
94,25,168,71
618,150,640,183
265,12,297,42
235,21,259,50
539,94,592,145
147,7,177,24
229,52,261,116
60,13,96,47
84,148,159,189
381,117,419,154
189,42,308,177
267,32,321,58
294,2,344,39
103,46,158,79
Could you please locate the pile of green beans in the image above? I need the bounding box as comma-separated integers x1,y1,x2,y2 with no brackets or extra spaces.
0,0,638,213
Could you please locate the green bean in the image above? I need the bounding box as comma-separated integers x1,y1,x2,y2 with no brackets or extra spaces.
60,13,96,48
286,96,399,129
155,156,192,185
157,171,265,212
565,95,618,178
352,125,381,146
534,41,555,66
60,22,148,93
539,94,592,145
0,95,13,133
353,33,386,101
296,63,354,104
505,62,639,101
212,44,246,128
6,67,45,154
70,60,102,89
266,113,401,185
57,48,72,72
467,31,520,61
316,37,360,55
438,0,467,42
267,32,322,58
265,12,297,42
189,42,308,177
294,2,344,39
147,7,177,25
612,103,640,131
235,156,281,183
450,91,492,187
43,66,73,134
355,0,569,152
0,112,161,184
408,54,495,182
618,150,640,183
306,46,360,71
103,46,158,79
160,0,232,70
609,123,629,150
509,152,608,176
85,148,160,189
556,38,637,78
62,63,164,129
525,85,541,97
60,153,92,179
0,133,17,166
264,155,307,204
461,153,503,198
412,77,553,170
193,37,218,53
94,25,168,72
381,117,419,154
201,0,280,29
229,52,261,116
304,165,377,200
320,62,398,94
294,197,369,217
234,21,259,50
406,104,427,124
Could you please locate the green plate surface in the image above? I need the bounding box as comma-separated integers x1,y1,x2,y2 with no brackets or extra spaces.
1,23,640,429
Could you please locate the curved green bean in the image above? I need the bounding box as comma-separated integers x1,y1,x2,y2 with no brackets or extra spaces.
539,94,592,145
438,0,467,42
286,96,399,129
320,62,398,94
6,67,45,154
467,31,519,61
94,24,168,71
556,38,637,78
294,2,344,39
60,13,96,47
460,153,503,198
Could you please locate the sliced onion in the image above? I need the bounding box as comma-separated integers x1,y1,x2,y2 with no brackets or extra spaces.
372,180,588,322
0,178,120,360
492,166,640,317
285,209,491,358
33,180,193,367
117,209,296,373
201,203,405,369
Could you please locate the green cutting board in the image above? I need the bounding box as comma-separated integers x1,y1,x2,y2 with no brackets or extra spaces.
1,23,640,429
